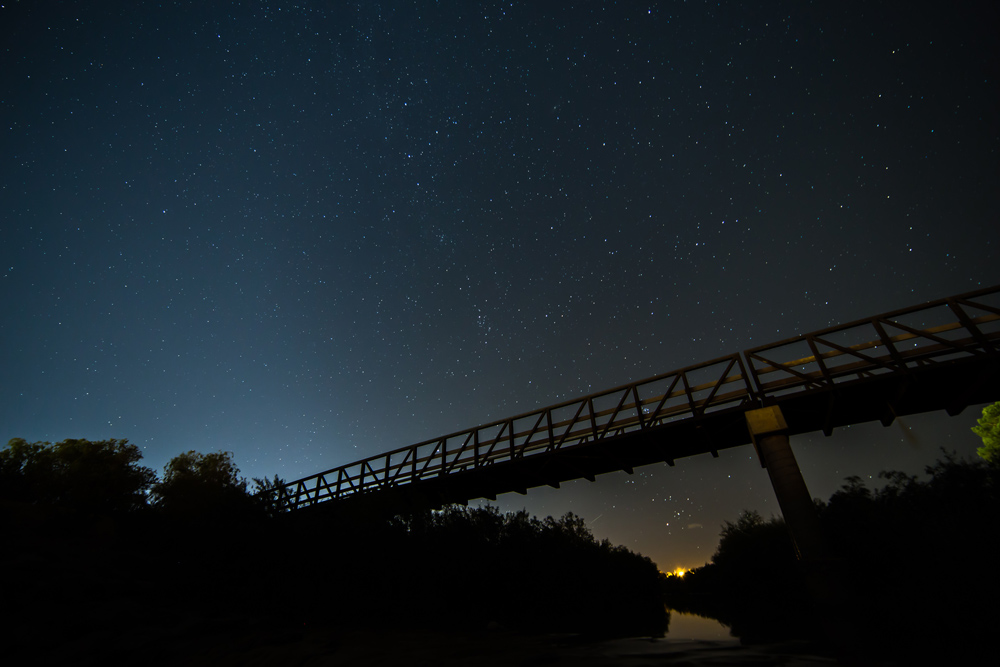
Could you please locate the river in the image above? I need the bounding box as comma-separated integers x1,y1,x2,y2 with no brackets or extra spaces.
666,609,732,641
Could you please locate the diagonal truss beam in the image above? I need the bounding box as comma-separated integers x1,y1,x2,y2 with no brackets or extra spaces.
278,284,1000,510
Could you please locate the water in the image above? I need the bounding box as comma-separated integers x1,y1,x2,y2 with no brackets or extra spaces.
666,610,731,641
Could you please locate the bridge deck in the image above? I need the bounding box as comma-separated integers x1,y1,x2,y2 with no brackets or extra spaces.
278,285,1000,514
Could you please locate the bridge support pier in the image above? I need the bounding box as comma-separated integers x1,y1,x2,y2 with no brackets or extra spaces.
746,405,854,656
746,406,826,561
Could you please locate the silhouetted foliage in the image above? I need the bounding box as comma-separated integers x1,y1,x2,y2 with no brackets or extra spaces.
150,449,254,519
661,509,814,643
390,505,667,636
0,438,156,516
819,451,1000,659
664,451,1000,660
250,473,286,518
2,438,672,663
712,510,795,570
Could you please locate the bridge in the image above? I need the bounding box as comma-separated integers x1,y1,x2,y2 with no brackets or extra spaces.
277,285,1000,517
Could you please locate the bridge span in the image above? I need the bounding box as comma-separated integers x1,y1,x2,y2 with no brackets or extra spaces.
277,285,1000,516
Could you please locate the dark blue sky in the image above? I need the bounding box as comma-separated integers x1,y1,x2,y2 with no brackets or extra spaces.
2,1,997,569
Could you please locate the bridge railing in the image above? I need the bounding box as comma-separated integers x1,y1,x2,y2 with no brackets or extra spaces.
745,285,1000,397
277,284,1000,511
278,353,756,510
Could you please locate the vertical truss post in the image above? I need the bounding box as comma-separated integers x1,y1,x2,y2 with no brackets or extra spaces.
587,398,598,441
631,386,646,430
506,420,515,460
474,430,480,468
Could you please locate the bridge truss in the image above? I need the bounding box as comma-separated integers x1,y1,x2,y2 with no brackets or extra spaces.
277,285,1000,513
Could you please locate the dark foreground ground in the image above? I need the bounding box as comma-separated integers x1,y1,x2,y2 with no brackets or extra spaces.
10,614,841,667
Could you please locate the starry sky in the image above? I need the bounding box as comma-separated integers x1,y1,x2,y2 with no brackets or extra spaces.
2,1,997,570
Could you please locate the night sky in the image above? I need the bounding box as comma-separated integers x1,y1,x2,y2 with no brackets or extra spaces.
3,1,997,571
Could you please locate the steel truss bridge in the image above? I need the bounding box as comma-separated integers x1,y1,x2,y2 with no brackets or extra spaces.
277,285,1000,515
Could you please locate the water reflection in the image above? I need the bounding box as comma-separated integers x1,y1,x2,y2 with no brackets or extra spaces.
667,610,731,641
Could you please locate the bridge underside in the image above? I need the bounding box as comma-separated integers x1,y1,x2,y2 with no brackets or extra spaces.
292,354,1000,521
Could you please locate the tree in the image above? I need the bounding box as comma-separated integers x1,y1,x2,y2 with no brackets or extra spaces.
710,509,795,570
661,509,814,642
0,438,48,501
972,402,1000,464
384,505,666,636
150,450,251,517
0,438,156,515
250,474,286,518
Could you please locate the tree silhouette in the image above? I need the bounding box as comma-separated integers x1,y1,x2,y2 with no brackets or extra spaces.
661,509,814,642
150,449,252,518
664,451,1000,659
393,505,667,636
250,473,286,517
0,438,156,516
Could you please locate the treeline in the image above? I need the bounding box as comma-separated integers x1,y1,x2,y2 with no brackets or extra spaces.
2,437,666,662
0,437,278,520
378,506,667,636
662,452,1000,660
